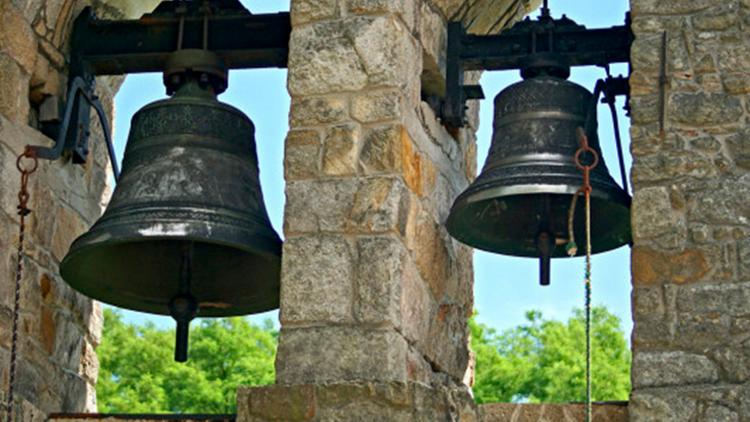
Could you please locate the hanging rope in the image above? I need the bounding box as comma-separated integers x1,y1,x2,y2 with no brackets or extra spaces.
4,148,38,422
566,128,597,422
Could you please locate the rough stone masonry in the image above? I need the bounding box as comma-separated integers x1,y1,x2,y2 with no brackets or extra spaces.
1,0,749,420
0,0,159,419
628,0,750,420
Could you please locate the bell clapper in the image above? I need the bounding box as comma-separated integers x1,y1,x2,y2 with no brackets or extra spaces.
169,243,198,362
536,231,555,286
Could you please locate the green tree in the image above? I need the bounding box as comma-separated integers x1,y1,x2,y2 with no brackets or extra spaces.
97,309,276,412
470,306,631,404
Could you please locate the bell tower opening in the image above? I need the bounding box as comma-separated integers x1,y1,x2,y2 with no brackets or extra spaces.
467,0,634,408
93,0,290,412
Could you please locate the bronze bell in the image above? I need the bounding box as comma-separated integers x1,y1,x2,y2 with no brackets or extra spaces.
446,67,631,285
59,49,282,360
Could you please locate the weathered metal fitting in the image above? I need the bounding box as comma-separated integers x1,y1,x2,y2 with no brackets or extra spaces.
163,49,228,95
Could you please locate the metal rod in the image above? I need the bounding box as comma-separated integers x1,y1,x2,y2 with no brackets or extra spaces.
177,14,185,50
169,243,197,363
606,98,629,193
536,231,554,286
202,1,209,50
174,320,191,363
541,0,550,17
658,31,668,138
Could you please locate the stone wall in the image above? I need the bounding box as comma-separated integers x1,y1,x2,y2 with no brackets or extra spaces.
628,0,750,420
0,0,154,418
278,0,479,392
480,402,629,422
239,0,529,419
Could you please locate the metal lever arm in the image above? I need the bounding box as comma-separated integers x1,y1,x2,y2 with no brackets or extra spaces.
29,76,120,179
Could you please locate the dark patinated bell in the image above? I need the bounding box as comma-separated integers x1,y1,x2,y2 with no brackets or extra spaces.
446,73,631,285
60,50,282,359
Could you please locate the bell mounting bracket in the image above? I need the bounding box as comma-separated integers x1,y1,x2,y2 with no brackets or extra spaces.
441,11,633,128
31,0,291,172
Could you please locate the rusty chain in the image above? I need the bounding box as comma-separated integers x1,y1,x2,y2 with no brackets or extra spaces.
4,147,38,422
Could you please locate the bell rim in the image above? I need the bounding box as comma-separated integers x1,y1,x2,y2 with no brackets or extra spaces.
60,235,282,317
446,190,632,258
454,182,631,208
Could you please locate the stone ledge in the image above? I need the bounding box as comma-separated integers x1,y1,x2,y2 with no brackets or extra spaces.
237,381,478,421
479,402,629,422
48,415,235,422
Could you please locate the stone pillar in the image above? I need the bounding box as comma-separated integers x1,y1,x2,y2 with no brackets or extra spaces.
0,0,154,418
275,0,475,388
238,0,529,420
628,0,750,420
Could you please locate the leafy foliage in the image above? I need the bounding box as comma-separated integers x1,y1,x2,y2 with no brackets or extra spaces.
98,306,630,410
470,306,631,403
97,309,276,413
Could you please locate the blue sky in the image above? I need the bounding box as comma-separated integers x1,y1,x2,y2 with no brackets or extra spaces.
110,0,633,337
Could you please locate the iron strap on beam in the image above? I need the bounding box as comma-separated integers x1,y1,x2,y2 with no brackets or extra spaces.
458,25,631,71
71,8,291,76
441,14,632,128
36,1,291,171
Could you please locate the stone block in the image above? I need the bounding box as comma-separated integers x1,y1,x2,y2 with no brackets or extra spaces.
629,391,698,422
419,2,447,95
674,311,731,349
692,5,739,31
708,346,750,383
290,96,349,127
351,89,402,123
315,382,414,421
28,177,59,247
322,124,360,176
479,403,629,422
50,206,87,262
284,129,322,181
399,129,424,196
631,152,718,184
284,179,359,234
410,210,451,300
280,235,354,324
0,53,30,124
632,246,709,285
722,73,750,94
726,128,750,169
348,177,410,234
238,381,478,422
631,0,721,15
78,339,98,383
687,177,750,225
275,327,408,384
239,384,316,421
87,301,103,347
359,124,404,174
631,186,687,248
424,302,471,381
354,235,406,325
0,1,37,74
288,20,368,95
716,43,750,74
347,0,416,30
350,16,419,91
628,95,659,125
676,282,750,316
290,0,339,26
632,351,719,388
399,257,432,347
669,92,743,126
